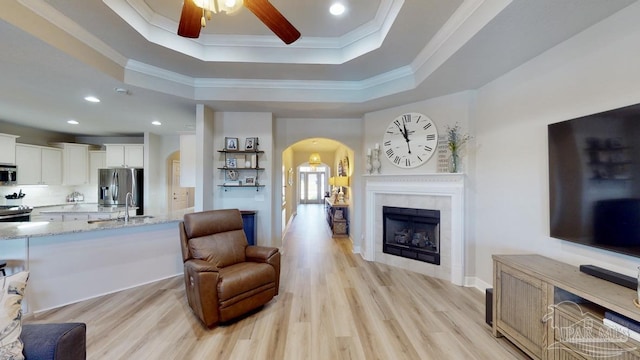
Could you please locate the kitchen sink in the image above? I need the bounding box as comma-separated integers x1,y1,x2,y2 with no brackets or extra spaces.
87,215,155,224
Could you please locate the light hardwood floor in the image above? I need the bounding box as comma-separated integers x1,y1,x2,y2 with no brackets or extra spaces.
26,204,528,360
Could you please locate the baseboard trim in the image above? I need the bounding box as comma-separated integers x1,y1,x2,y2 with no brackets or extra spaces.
465,276,492,292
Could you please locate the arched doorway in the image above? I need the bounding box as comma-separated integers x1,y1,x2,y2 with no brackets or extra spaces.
281,138,354,239
166,151,194,212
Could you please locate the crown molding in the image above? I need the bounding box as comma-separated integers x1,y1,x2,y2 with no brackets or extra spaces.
104,0,404,64
15,0,509,105
411,0,512,82
123,0,505,103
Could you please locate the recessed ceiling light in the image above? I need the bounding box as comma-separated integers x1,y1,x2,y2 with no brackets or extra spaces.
329,2,346,16
151,121,162,126
84,96,100,103
67,120,79,125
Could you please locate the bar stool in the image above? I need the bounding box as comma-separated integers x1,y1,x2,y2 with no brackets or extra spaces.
0,260,6,276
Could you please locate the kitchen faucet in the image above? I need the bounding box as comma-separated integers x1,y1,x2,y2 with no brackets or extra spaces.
125,192,134,222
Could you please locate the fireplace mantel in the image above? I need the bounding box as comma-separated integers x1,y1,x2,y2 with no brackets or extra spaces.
363,173,464,182
364,173,465,285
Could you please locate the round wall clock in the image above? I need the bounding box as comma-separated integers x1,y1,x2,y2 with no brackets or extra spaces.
383,112,438,168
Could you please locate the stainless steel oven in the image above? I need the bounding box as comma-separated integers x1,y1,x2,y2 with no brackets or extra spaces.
0,205,32,222
0,165,18,185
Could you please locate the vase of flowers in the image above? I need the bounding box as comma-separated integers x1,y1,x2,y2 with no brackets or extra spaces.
446,123,471,173
449,152,459,173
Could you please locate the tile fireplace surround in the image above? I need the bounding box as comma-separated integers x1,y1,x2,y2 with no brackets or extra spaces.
363,174,465,285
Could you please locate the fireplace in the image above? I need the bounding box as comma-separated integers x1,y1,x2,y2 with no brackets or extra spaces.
365,174,464,285
383,206,440,265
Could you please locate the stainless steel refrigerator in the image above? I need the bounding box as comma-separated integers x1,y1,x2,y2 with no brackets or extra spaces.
98,168,144,215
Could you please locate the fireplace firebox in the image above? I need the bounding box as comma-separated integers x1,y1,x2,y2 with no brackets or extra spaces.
382,206,440,265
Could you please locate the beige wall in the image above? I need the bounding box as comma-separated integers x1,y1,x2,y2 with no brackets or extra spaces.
213,112,274,247
472,1,640,287
282,147,295,235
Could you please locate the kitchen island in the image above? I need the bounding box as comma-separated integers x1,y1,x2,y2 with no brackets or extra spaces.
32,203,137,222
0,208,193,314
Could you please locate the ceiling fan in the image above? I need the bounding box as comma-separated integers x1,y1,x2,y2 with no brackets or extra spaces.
177,0,301,45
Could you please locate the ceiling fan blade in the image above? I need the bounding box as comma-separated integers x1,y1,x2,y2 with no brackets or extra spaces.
178,0,202,38
244,0,301,45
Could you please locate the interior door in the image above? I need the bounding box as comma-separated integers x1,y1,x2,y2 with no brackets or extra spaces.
299,172,325,204
171,160,189,211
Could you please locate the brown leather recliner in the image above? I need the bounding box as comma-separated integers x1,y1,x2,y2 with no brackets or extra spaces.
179,209,280,327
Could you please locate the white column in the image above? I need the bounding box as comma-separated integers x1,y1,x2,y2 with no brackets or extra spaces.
195,104,214,211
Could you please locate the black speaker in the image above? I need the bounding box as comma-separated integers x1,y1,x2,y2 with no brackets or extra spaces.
485,288,493,326
579,265,637,290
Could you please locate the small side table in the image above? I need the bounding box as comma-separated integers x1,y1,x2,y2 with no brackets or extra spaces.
325,198,349,237
241,210,257,246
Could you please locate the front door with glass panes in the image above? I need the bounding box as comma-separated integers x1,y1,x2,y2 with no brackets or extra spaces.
299,171,326,204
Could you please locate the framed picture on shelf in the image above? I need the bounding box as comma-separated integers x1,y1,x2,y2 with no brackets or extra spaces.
226,169,240,181
226,158,237,168
342,156,349,175
245,137,257,151
225,137,239,151
244,176,255,185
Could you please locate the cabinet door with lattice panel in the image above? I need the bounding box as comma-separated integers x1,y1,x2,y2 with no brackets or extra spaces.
552,303,640,360
494,262,549,360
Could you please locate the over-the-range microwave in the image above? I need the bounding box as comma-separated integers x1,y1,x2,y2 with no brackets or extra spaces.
0,165,18,185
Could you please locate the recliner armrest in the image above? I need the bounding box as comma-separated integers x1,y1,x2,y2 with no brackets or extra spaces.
246,246,281,296
184,259,220,273
245,246,278,262
183,259,221,327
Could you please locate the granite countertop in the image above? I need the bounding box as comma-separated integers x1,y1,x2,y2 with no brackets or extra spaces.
0,207,195,240
38,203,136,214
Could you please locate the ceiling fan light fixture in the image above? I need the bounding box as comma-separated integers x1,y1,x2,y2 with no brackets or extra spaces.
193,0,243,15
221,0,243,13
180,0,300,44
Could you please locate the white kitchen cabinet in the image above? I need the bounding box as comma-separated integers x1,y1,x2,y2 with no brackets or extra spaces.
105,144,143,168
15,144,62,185
16,145,40,184
41,148,63,185
105,144,124,167
31,214,63,222
89,150,106,185
0,133,19,164
62,214,89,222
87,213,111,220
53,143,90,185
38,209,136,222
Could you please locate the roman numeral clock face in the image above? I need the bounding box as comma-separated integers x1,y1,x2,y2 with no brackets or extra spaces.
383,112,438,169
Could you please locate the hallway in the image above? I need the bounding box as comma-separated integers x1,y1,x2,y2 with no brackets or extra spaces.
282,204,336,256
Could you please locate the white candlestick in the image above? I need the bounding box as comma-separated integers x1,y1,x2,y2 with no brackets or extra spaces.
374,143,379,150
367,148,371,155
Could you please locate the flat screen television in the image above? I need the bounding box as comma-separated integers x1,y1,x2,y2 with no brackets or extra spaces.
549,103,640,258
